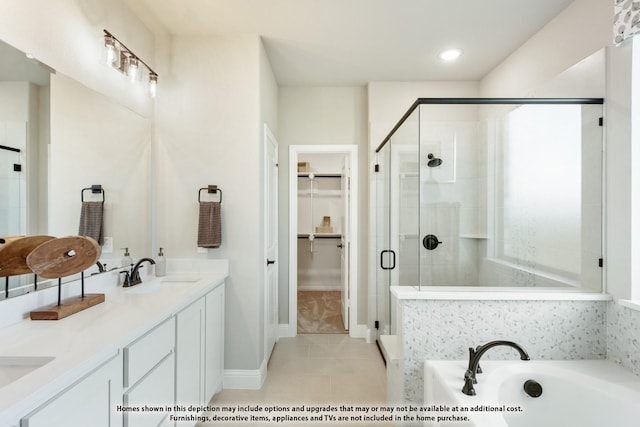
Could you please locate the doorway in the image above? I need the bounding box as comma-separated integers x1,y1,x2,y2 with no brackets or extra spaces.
289,145,358,337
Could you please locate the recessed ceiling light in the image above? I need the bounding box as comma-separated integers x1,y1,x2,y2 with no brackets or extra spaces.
438,48,462,61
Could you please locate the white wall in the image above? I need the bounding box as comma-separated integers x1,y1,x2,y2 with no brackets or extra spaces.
155,34,274,371
278,87,369,325
479,0,611,98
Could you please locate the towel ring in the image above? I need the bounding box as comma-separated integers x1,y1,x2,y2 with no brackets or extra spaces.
198,185,222,203
81,185,105,202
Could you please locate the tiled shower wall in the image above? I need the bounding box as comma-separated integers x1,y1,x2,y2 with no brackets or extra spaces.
399,299,609,402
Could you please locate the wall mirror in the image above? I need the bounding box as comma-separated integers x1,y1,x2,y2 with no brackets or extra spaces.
0,38,152,300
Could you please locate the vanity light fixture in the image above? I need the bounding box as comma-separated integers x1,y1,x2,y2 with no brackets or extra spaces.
438,48,463,61
103,29,158,97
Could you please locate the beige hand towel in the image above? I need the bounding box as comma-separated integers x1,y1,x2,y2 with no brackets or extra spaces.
197,201,221,248
78,201,104,245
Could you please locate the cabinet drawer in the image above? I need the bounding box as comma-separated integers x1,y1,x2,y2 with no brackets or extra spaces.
124,352,174,427
124,317,175,387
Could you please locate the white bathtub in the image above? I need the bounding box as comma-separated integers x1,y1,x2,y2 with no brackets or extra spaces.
423,360,640,427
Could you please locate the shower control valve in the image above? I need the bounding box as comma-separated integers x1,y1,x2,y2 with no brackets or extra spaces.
423,234,442,250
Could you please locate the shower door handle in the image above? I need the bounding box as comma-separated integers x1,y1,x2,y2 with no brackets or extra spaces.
380,250,396,270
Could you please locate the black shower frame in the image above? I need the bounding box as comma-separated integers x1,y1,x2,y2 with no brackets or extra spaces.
375,97,605,154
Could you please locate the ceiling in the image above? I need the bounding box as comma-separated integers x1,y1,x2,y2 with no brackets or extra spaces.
123,0,575,86
0,40,51,85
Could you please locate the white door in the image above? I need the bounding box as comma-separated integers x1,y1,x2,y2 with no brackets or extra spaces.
264,125,279,360
340,158,350,330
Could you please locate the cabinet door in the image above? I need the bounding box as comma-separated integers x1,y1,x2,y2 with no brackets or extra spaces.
21,354,122,427
175,297,205,408
205,283,225,400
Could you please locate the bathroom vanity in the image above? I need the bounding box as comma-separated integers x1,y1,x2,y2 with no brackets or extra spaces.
0,259,228,427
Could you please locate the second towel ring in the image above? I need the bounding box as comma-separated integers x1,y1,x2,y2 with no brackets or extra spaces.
81,185,105,202
198,185,223,203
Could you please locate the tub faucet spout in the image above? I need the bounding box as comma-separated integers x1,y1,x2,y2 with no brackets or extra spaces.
462,340,530,396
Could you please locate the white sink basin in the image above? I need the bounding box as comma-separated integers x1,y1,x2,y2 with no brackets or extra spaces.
159,275,201,283
0,356,55,388
125,275,201,294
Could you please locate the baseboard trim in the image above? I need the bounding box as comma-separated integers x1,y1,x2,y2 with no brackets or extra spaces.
223,358,267,390
279,323,295,338
349,324,369,340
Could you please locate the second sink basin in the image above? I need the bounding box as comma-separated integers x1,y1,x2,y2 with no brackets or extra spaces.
125,275,201,294
0,356,55,389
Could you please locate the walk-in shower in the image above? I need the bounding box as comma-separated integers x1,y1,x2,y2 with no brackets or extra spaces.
374,98,604,337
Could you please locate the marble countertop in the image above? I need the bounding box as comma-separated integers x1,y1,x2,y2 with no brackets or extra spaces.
0,259,228,426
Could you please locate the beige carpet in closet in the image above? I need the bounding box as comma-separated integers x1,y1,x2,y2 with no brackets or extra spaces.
297,291,347,334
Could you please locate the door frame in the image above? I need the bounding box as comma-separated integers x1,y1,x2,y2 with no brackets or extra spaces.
288,144,358,337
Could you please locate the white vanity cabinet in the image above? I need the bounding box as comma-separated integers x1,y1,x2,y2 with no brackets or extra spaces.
11,276,226,427
175,283,226,413
21,354,123,427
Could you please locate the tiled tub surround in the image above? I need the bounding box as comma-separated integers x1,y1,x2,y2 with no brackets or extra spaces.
389,287,611,403
608,301,640,376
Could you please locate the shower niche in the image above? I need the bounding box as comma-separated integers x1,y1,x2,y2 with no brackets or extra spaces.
375,98,605,337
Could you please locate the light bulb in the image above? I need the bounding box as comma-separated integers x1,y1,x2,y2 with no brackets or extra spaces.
127,56,139,82
104,35,118,67
149,74,158,98
438,48,462,61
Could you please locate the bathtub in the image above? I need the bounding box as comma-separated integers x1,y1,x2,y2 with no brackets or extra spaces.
423,359,640,427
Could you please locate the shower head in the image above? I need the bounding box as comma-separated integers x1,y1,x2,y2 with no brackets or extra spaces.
427,153,443,168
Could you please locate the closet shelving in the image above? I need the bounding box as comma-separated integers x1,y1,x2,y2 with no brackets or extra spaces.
297,172,343,240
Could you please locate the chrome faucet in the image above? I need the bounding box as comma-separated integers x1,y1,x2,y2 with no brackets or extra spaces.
462,340,530,396
127,258,156,287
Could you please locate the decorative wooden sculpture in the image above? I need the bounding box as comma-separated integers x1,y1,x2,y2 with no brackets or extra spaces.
0,235,55,277
26,236,105,320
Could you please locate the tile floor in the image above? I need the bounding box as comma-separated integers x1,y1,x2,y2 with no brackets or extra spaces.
199,334,390,426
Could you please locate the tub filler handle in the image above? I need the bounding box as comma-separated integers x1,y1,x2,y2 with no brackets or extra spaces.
462,340,530,396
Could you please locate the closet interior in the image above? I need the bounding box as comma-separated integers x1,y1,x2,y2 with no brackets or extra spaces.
296,153,349,334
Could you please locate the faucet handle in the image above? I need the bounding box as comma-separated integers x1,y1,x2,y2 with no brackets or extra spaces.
119,270,131,287
462,370,476,396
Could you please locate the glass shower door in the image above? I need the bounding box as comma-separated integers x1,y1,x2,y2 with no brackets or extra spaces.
375,147,391,338
0,146,23,237
376,107,420,344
